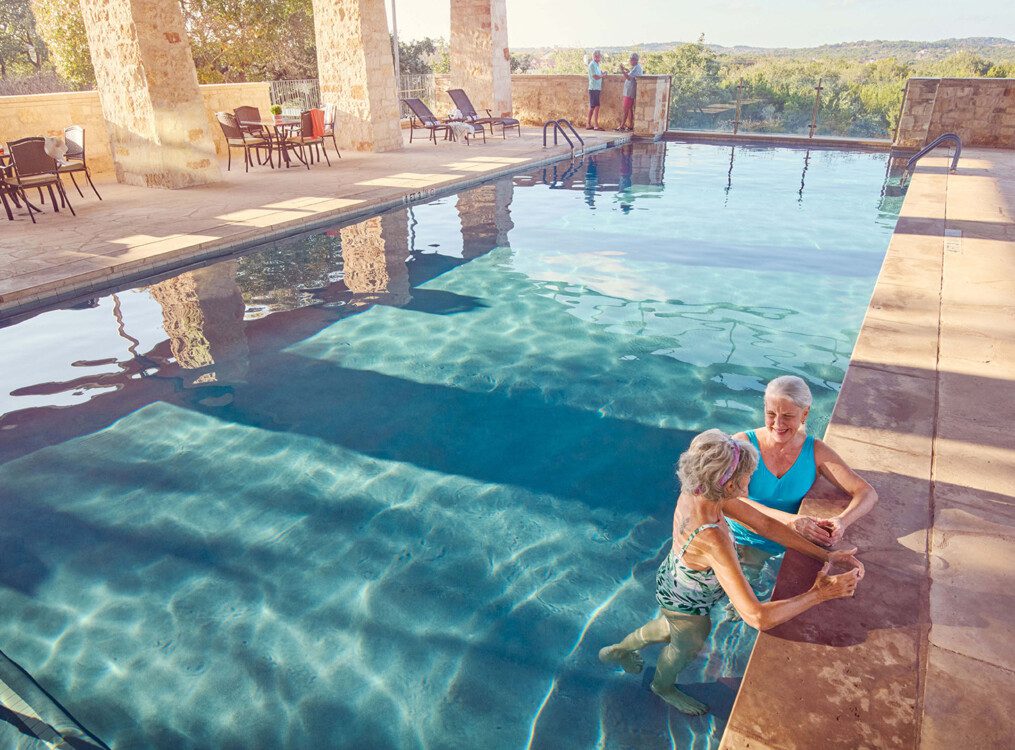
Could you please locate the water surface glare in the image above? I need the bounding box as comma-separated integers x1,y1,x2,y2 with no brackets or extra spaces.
0,143,902,749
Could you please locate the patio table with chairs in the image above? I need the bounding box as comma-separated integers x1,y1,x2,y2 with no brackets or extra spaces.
217,105,339,172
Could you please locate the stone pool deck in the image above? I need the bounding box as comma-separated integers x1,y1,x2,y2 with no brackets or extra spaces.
0,127,626,318
721,148,1015,748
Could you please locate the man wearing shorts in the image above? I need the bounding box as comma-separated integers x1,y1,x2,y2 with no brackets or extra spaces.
587,50,606,131
619,53,643,132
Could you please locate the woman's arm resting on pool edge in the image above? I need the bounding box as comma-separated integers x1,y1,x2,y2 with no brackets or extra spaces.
733,497,833,545
707,531,861,631
725,498,863,577
814,440,879,542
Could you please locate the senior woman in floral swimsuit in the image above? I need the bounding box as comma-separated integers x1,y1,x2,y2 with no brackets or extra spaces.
599,429,864,714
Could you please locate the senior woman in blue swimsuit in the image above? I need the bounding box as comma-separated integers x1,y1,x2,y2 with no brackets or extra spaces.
730,375,879,562
599,429,864,714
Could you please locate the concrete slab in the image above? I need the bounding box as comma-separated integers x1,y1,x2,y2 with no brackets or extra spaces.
920,646,1015,748
0,128,627,317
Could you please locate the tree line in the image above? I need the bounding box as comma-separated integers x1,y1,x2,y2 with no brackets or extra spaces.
3,2,1012,138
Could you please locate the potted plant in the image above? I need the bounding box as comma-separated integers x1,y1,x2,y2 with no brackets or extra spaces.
270,105,283,125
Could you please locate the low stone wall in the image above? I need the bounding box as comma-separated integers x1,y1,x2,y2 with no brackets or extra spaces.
895,77,1015,149
0,82,272,174
511,74,670,138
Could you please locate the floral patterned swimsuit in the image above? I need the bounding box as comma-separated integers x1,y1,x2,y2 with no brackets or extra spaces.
655,521,735,616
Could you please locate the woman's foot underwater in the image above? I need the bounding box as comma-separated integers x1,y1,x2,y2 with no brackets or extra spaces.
650,684,709,715
598,645,644,674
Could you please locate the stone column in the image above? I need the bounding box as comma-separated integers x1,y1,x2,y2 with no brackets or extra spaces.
895,78,940,149
79,0,221,188
312,0,403,152
450,0,512,117
147,261,249,386
341,211,411,306
456,180,513,259
632,75,671,139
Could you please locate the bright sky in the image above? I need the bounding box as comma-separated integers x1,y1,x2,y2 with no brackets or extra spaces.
389,0,1014,49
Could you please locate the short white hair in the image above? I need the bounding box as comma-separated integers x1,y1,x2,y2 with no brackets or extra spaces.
677,429,758,501
765,375,812,409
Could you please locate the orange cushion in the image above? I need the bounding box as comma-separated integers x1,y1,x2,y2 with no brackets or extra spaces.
310,109,325,138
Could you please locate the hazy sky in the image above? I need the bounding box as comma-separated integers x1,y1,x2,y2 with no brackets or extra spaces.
389,0,1013,49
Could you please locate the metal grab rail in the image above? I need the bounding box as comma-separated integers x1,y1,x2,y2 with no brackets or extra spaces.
542,120,573,150
555,119,585,149
905,133,962,178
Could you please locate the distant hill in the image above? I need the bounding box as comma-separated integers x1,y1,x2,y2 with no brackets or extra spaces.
515,37,1015,63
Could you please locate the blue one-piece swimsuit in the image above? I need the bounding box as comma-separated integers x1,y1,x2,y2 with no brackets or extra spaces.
728,430,817,554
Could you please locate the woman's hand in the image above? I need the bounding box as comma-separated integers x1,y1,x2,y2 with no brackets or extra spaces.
817,516,845,545
790,516,834,546
827,547,864,580
811,562,861,602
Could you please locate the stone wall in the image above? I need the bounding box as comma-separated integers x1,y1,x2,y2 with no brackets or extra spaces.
0,82,271,175
511,74,670,137
895,77,1015,149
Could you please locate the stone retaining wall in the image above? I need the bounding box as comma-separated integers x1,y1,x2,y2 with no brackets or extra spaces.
895,77,1015,149
511,74,670,138
0,82,271,174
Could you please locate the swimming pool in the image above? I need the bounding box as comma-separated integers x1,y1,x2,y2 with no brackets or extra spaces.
0,142,902,749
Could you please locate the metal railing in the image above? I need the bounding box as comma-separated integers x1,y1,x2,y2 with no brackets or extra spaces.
668,76,894,139
267,74,440,120
398,74,437,118
902,132,962,184
269,79,320,114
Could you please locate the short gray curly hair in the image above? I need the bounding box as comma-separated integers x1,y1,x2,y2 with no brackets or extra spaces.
765,375,813,409
677,429,758,501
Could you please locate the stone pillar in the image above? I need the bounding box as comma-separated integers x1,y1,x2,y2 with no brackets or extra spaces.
895,78,940,149
632,75,671,139
147,261,249,386
456,180,513,259
341,211,411,306
312,0,403,152
79,0,221,188
450,0,512,117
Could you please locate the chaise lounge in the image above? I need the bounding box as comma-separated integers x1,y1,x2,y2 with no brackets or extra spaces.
446,89,521,139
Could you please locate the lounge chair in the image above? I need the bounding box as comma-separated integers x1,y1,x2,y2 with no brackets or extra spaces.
58,125,102,200
5,137,75,223
402,98,452,144
215,111,273,172
446,89,521,138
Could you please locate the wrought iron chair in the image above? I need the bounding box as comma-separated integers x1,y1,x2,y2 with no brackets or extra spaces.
5,137,75,223
215,112,273,172
58,125,102,200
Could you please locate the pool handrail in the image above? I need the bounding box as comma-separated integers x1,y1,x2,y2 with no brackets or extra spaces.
903,132,961,181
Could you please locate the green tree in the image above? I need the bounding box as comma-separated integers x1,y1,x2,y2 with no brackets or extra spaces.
510,52,535,73
1,0,46,79
30,0,92,88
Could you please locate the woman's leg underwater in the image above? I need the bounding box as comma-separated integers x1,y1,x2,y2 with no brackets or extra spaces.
598,614,672,673
651,611,711,715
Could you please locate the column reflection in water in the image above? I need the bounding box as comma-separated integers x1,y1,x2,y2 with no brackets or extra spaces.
340,209,412,308
146,260,249,389
456,180,514,259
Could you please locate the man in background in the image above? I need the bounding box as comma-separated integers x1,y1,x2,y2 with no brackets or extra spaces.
618,53,643,132
587,50,606,131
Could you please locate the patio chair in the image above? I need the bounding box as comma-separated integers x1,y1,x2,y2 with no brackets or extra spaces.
321,103,341,158
403,98,452,145
446,89,521,138
58,125,102,200
5,137,76,223
215,111,273,172
285,110,330,169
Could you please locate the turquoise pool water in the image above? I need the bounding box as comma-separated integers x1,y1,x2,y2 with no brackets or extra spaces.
0,143,902,749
